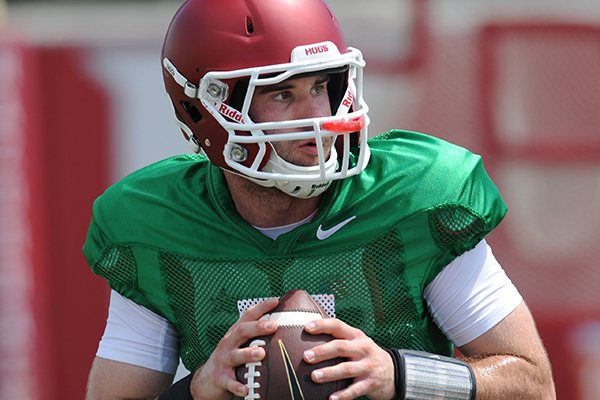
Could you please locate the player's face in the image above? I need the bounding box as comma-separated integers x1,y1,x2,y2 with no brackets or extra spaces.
249,74,333,167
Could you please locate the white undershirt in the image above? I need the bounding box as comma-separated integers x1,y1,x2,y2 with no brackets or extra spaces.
96,239,522,374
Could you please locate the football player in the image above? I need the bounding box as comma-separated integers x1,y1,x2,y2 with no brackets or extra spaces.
83,0,555,399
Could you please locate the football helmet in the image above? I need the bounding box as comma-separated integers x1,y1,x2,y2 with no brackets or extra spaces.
162,0,370,198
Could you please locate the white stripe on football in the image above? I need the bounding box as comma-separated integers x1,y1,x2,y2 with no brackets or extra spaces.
259,311,323,326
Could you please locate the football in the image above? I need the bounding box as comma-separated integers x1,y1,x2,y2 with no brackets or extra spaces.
235,289,350,399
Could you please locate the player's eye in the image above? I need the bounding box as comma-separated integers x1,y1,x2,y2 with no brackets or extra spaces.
313,82,328,96
273,91,292,102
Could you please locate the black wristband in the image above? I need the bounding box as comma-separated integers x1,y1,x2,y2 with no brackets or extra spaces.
385,348,406,399
158,373,194,400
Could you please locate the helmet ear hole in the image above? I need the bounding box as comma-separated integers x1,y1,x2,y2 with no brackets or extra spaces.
246,17,255,35
181,101,203,123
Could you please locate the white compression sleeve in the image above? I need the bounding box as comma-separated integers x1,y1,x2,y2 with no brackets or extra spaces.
424,240,523,347
96,290,180,374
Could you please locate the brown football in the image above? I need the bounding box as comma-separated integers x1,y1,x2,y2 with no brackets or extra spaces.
235,289,350,399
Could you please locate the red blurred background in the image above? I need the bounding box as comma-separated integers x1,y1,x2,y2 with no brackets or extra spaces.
1,1,599,398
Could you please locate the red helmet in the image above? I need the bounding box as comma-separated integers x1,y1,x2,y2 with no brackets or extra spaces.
162,0,370,198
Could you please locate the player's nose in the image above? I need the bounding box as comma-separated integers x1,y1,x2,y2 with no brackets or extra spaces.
296,94,330,120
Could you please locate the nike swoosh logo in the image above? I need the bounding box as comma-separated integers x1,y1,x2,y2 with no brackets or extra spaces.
279,339,304,399
316,216,356,240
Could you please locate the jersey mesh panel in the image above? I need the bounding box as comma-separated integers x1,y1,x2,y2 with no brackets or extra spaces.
429,204,487,255
93,245,138,291
159,230,443,371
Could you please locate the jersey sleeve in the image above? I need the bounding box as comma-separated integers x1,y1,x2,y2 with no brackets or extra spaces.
426,152,507,257
82,209,109,272
371,130,508,257
82,185,159,314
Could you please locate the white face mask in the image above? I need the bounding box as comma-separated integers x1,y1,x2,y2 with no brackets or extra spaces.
164,41,371,198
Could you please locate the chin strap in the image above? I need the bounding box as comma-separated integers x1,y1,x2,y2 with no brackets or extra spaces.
386,349,477,400
249,145,339,199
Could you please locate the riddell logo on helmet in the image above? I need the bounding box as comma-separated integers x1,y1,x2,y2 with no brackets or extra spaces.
341,90,354,108
219,103,244,123
311,182,329,189
304,44,329,56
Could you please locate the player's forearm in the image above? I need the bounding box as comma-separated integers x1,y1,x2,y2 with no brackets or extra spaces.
86,357,173,400
468,354,555,400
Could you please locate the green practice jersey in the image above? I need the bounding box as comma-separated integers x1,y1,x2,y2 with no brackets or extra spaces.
83,130,507,371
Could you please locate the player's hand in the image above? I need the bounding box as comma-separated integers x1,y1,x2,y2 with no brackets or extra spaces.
189,298,279,400
303,318,395,400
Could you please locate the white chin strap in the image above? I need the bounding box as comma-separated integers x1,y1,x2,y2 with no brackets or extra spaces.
249,146,339,199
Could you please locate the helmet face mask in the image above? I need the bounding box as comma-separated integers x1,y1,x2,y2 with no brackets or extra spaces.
162,0,371,198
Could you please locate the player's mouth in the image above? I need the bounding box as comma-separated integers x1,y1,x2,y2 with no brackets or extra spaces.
298,139,328,156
